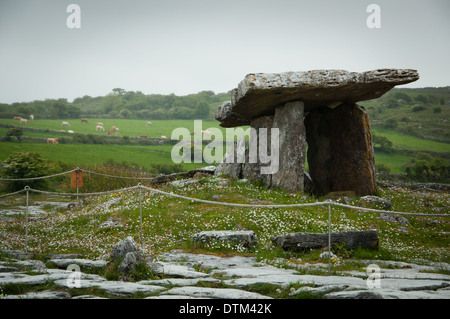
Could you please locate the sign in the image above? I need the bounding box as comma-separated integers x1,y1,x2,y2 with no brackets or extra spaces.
71,171,83,188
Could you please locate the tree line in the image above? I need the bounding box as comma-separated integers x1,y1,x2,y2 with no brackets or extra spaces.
0,89,231,120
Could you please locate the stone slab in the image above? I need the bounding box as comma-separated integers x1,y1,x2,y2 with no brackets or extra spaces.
161,286,272,299
217,69,419,127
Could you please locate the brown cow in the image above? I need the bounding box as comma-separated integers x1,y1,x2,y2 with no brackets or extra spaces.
46,138,58,144
14,116,21,121
139,135,148,138
81,118,88,124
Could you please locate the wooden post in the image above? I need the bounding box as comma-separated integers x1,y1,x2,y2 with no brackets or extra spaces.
24,186,30,253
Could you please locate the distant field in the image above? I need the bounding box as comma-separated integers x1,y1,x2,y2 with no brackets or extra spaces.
372,128,450,153
0,118,231,139
1,118,449,175
0,141,204,172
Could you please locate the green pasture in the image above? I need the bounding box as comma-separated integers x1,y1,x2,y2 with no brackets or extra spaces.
1,118,449,175
0,118,233,139
372,128,450,153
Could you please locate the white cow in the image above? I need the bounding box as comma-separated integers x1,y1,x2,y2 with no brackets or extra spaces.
146,121,152,127
62,121,70,127
97,122,104,126
68,130,74,134
29,115,34,120
96,125,105,131
20,118,29,124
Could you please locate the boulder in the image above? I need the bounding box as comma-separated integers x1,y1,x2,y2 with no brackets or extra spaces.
192,230,258,248
271,230,379,251
359,195,392,210
110,236,138,262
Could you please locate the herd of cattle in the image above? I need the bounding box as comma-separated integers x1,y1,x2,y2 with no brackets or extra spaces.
10,117,211,144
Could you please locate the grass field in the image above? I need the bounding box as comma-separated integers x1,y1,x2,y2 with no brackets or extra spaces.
0,118,229,139
1,118,449,175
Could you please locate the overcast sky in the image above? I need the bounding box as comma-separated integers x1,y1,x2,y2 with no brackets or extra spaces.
0,0,449,103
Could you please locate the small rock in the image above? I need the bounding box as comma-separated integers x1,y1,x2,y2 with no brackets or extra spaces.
319,251,338,262
110,237,138,261
98,217,122,228
359,195,392,210
378,213,410,225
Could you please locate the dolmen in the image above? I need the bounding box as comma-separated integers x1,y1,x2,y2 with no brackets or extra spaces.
215,69,419,196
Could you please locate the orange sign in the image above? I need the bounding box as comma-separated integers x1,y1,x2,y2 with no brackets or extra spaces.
71,171,83,188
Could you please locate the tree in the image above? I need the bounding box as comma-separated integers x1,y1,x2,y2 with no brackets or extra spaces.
194,101,210,119
373,134,393,152
384,118,398,129
6,128,24,142
1,152,49,191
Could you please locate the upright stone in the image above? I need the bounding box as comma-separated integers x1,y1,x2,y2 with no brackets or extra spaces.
306,102,376,196
270,101,306,192
242,115,274,187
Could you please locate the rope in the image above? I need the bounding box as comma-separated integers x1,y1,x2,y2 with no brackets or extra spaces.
0,189,26,198
331,202,449,217
0,169,76,181
139,185,330,209
0,167,447,217
80,169,156,180
26,185,139,197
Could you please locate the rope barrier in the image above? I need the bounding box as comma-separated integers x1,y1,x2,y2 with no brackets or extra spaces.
79,169,157,180
0,183,448,217
0,169,76,181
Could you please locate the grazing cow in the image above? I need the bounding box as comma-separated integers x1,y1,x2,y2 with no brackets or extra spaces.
29,115,34,120
62,121,70,127
107,130,112,135
202,130,213,137
96,122,104,126
14,116,21,121
20,118,29,124
68,130,74,134
46,138,58,144
115,131,121,136
96,125,105,131
111,126,117,132
81,118,88,124
146,121,152,127
139,135,148,138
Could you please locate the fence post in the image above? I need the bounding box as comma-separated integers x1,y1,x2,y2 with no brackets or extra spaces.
327,200,332,275
138,183,143,250
24,186,30,253
76,167,80,204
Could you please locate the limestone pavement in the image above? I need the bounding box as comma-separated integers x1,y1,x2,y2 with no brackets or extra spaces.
0,249,449,299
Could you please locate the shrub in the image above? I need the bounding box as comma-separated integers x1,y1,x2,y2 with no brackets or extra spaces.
0,152,49,191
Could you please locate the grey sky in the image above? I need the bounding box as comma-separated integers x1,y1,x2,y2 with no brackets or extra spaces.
0,0,449,103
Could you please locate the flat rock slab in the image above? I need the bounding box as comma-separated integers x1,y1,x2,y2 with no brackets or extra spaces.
47,258,107,269
150,261,210,278
323,288,450,299
1,290,72,299
161,286,272,299
54,278,166,297
216,69,419,127
192,230,258,247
